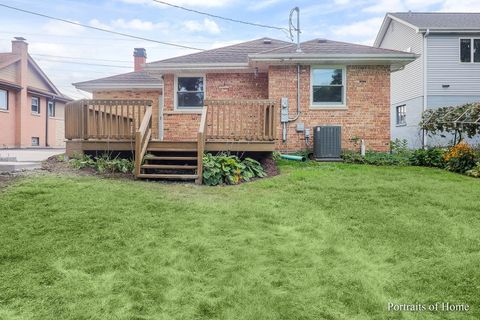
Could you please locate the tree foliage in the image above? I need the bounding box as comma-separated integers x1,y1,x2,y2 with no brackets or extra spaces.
420,103,480,141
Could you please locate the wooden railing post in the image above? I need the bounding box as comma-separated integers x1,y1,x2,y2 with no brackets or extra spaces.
134,105,153,178
82,100,89,140
196,105,208,185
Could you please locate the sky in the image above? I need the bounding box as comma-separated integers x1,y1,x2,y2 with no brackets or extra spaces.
1,0,480,99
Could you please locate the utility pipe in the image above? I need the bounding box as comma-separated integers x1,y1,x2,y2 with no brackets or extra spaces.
280,154,306,162
422,28,430,148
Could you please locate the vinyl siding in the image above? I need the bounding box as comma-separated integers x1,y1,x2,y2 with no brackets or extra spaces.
28,64,51,91
0,62,18,83
427,34,480,96
378,19,424,104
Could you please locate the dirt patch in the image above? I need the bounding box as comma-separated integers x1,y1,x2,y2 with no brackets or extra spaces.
41,155,134,180
260,156,279,177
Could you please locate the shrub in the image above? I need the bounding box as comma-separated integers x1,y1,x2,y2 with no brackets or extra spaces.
466,162,480,178
409,148,446,168
69,154,134,174
342,151,410,166
443,142,477,173
390,138,410,156
202,153,266,186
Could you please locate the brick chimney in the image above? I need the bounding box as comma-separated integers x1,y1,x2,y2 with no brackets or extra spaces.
134,48,146,72
12,37,28,57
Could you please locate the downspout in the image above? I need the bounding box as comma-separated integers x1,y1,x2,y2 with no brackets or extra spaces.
45,97,49,147
422,28,430,148
289,63,301,122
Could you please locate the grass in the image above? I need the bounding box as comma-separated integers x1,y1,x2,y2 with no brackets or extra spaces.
0,162,479,320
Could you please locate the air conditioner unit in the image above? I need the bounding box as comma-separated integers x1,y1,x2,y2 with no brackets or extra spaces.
313,126,342,160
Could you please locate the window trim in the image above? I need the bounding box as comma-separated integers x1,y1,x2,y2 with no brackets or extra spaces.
31,96,40,114
459,38,480,64
47,100,55,118
310,65,347,109
31,137,40,147
0,89,8,111
396,104,406,126
174,74,206,112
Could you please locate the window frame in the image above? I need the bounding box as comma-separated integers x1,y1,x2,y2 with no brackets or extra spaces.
174,74,206,112
31,137,40,146
396,104,406,126
31,96,40,114
310,65,347,109
0,89,8,111
47,100,55,118
459,38,480,64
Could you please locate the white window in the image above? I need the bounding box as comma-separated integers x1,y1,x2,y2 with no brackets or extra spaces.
0,89,7,110
175,76,204,110
396,105,406,126
311,67,346,107
460,38,480,63
48,100,55,117
31,97,40,114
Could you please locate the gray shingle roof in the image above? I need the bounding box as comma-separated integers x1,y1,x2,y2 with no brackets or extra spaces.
147,37,411,67
74,71,162,87
257,39,410,55
148,38,291,65
390,12,480,30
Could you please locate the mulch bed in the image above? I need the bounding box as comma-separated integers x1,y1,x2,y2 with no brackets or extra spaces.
260,156,279,177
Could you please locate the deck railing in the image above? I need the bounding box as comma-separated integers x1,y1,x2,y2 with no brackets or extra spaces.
65,99,153,140
196,105,208,185
204,99,277,141
135,105,152,177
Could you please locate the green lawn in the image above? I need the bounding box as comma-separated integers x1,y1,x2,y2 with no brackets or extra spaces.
1,162,479,320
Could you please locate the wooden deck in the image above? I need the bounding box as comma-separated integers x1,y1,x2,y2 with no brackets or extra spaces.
65,99,278,183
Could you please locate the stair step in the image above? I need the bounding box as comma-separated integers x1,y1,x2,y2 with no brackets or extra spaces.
141,164,197,169
137,173,198,180
147,148,197,152
145,156,197,161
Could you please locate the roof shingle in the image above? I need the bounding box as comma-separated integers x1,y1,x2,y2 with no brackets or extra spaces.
390,12,480,30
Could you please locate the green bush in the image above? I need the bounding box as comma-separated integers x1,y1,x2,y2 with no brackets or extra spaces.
69,154,134,174
466,162,480,178
202,153,266,186
409,148,446,168
342,151,410,166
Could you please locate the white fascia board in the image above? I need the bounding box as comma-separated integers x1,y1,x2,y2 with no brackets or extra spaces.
373,15,392,47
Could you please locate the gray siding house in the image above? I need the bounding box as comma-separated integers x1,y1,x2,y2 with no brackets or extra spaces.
375,12,480,147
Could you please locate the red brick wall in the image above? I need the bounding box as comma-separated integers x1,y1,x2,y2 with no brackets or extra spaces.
162,72,269,141
268,65,390,152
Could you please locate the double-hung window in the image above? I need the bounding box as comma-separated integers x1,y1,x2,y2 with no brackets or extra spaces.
48,100,55,117
0,89,7,111
176,76,204,110
396,104,406,126
311,67,346,107
31,97,40,114
460,38,480,63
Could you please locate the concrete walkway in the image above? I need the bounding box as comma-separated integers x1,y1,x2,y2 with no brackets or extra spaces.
0,148,65,172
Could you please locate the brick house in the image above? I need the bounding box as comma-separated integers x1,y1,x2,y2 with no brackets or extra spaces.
74,38,416,152
70,38,416,182
0,38,71,148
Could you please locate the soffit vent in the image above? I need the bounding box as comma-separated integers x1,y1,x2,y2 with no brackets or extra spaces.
318,39,327,43
263,39,272,44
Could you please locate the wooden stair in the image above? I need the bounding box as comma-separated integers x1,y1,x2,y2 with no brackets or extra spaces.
136,141,199,182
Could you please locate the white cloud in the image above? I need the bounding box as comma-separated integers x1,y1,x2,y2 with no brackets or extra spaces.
41,20,84,36
89,19,113,30
248,0,284,11
183,18,220,34
117,0,231,7
362,0,444,13
440,0,480,11
111,19,169,31
332,17,384,38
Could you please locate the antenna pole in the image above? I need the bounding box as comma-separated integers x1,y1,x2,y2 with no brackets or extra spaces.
289,7,302,53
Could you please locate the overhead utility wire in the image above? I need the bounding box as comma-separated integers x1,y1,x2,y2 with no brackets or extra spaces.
0,3,205,51
34,58,131,68
151,0,288,32
31,53,131,64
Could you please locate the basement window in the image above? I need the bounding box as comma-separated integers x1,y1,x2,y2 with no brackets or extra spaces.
31,96,40,114
31,137,39,146
460,38,480,63
396,104,406,126
175,76,204,110
310,66,346,107
0,89,7,110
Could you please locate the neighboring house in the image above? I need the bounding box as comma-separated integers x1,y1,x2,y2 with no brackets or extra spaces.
74,38,415,153
0,37,71,148
375,12,480,148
